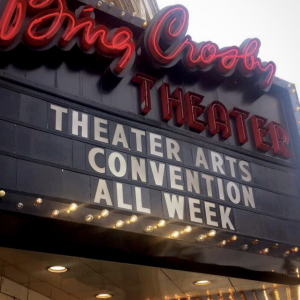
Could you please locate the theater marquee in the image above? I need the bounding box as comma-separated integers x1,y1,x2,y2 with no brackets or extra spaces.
49,103,258,231
0,0,300,269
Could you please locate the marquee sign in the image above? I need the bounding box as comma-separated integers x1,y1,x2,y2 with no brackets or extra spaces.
48,102,258,231
0,85,299,244
0,0,300,266
0,0,275,91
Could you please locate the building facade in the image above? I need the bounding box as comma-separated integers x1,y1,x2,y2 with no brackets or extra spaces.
102,0,159,20
0,0,300,299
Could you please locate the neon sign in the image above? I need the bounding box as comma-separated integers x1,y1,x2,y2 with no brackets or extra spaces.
142,5,276,93
0,0,276,90
132,72,292,159
0,0,290,158
0,0,136,76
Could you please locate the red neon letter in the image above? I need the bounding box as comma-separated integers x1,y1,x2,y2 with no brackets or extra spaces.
250,115,271,152
239,39,276,91
60,7,135,75
268,121,292,158
0,0,26,47
132,72,157,114
207,101,231,139
160,83,185,125
147,5,190,65
145,5,276,92
185,92,206,132
218,48,239,75
24,0,66,47
21,0,135,76
229,107,250,145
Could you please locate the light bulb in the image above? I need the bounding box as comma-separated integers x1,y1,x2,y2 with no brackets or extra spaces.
170,231,180,239
291,247,299,253
132,12,137,17
221,240,227,246
52,210,59,217
116,220,124,228
0,190,5,198
85,214,93,222
96,1,102,7
144,226,154,233
69,203,78,212
252,239,259,245
184,226,192,233
101,209,109,218
208,230,216,237
16,203,23,209
142,21,148,28
231,235,237,241
241,244,248,251
120,11,125,17
130,215,138,223
261,248,269,254
158,220,166,228
196,234,206,242
34,198,43,206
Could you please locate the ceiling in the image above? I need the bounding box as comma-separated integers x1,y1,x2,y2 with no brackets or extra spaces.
0,247,298,300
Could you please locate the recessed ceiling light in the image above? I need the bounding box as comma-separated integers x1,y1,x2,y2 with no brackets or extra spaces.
96,294,113,299
194,280,212,286
47,266,68,273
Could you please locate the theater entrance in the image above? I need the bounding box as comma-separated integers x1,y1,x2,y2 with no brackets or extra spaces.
0,246,298,300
